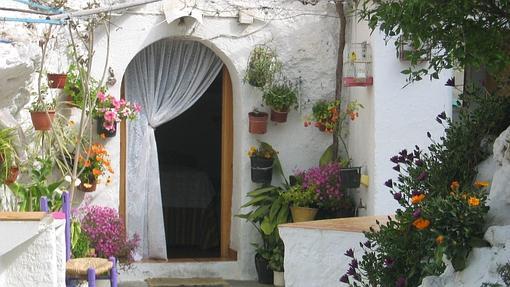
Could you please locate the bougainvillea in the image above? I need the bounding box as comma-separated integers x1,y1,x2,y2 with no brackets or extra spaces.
298,162,343,209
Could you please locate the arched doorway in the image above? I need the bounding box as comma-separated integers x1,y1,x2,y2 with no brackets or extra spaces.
119,39,233,260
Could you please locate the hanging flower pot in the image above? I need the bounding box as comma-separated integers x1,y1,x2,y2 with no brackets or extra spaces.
340,167,362,188
78,177,97,193
96,117,117,138
47,73,67,89
4,167,19,185
248,111,268,134
30,111,56,131
270,109,288,123
250,156,273,183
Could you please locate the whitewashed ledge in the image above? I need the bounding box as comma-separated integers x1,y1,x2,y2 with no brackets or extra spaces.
279,216,390,287
0,212,65,287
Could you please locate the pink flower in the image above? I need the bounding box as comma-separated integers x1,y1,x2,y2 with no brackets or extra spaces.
112,98,121,110
97,92,107,102
104,110,117,122
134,103,142,113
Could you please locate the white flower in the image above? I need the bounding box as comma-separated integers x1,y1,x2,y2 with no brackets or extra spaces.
64,175,81,187
33,161,42,171
64,175,72,183
74,178,81,187
54,188,63,195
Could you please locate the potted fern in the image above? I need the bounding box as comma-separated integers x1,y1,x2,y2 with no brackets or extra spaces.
244,45,281,88
262,79,298,123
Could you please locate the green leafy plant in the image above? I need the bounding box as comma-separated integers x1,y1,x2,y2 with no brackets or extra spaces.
262,79,298,112
248,141,278,160
244,45,282,88
281,185,316,208
71,219,92,258
29,96,56,112
269,241,284,272
0,128,19,183
10,157,64,211
63,63,101,108
340,88,510,286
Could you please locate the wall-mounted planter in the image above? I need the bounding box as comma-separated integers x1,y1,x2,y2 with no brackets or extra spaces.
270,109,288,123
248,111,268,134
30,111,55,131
4,167,19,185
96,117,117,137
78,178,97,193
47,73,67,89
340,167,361,189
250,156,273,183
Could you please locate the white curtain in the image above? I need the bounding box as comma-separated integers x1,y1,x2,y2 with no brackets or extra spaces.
125,39,223,259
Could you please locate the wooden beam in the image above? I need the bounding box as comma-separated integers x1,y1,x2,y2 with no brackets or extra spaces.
119,79,127,228
0,212,47,221
220,66,234,258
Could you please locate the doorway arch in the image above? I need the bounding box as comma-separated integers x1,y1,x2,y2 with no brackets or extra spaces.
119,39,234,260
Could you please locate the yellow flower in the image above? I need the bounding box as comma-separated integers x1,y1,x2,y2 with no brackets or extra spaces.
83,183,92,188
412,218,430,230
247,146,257,157
435,235,445,245
450,181,460,191
411,194,426,205
474,181,489,188
468,196,480,207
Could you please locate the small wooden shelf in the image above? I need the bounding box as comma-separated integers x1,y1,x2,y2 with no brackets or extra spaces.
279,215,391,233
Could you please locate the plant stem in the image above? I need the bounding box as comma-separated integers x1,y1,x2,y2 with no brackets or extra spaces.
333,0,347,161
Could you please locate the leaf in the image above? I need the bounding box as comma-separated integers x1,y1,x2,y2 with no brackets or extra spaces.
319,144,335,166
247,186,277,197
261,216,276,235
269,197,282,221
241,195,268,208
276,204,290,224
47,180,63,193
248,205,270,222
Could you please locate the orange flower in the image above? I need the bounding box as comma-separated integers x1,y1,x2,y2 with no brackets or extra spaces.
468,196,480,207
100,133,107,140
450,181,460,191
474,181,489,188
412,218,430,230
435,235,445,245
411,194,426,204
92,168,102,176
84,160,91,167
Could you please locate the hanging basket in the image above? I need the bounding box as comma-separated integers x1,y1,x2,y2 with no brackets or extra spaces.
30,111,56,131
78,178,97,193
248,112,268,134
340,167,361,188
96,117,117,138
270,109,288,123
250,156,273,183
47,73,67,89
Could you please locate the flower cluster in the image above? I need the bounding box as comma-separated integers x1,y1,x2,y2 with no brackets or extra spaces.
304,100,361,133
297,162,343,209
95,92,141,132
248,143,278,159
79,205,140,264
79,143,113,185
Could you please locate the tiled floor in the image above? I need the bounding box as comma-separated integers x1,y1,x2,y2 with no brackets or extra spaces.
119,280,271,287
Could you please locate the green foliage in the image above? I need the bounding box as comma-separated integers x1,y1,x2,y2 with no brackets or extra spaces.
0,128,19,182
342,89,510,286
497,263,510,286
10,157,63,211
29,97,56,112
262,79,298,112
281,185,316,208
248,141,278,160
71,219,92,258
269,241,284,272
244,45,282,88
359,0,510,82
64,63,102,109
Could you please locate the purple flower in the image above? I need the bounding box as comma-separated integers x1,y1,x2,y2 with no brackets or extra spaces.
393,192,402,201
385,179,393,188
411,190,421,196
427,131,431,138
415,159,424,166
344,248,354,258
363,241,372,248
393,165,400,172
350,258,358,269
390,155,399,163
438,111,447,120
339,274,349,283
384,257,395,267
399,149,408,156
416,171,429,181
436,116,443,124
412,208,422,218
395,276,407,287
445,77,455,87
347,266,356,276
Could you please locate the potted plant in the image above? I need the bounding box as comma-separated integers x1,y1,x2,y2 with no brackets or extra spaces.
94,92,141,137
238,185,290,284
281,184,318,222
29,97,57,131
244,45,281,88
269,242,285,286
47,72,67,89
0,128,19,185
262,79,298,123
248,142,277,184
340,166,361,188
248,109,269,134
77,143,113,192
305,100,339,133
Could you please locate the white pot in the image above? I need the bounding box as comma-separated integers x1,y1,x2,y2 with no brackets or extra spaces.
274,271,285,286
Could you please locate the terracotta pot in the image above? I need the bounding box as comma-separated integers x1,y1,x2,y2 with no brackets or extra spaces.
78,179,97,192
30,111,56,131
96,117,117,137
290,206,318,222
270,109,289,123
248,112,268,134
273,271,285,287
47,73,67,89
4,167,19,185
